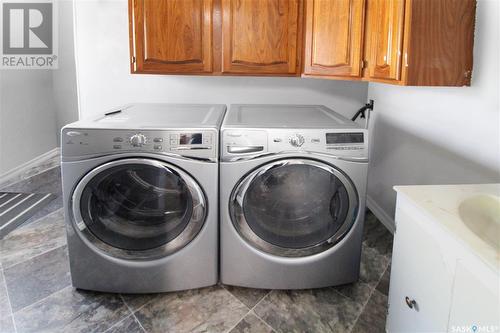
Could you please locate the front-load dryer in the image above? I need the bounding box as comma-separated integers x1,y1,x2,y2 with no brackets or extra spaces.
220,104,369,289
61,103,225,293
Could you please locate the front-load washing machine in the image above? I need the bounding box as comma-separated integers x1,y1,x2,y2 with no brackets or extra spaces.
220,104,369,289
61,103,225,293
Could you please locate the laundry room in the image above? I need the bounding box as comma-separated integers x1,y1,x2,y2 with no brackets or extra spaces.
0,0,498,332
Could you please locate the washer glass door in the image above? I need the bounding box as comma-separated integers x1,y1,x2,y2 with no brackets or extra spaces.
73,158,206,260
231,159,358,257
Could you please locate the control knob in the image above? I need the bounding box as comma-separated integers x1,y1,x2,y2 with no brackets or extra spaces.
130,134,147,147
289,134,305,147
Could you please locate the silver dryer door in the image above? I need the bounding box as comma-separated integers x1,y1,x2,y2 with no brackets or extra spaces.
230,159,358,257
72,158,206,260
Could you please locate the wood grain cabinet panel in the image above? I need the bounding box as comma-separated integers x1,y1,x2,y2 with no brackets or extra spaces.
303,0,365,77
128,0,476,85
221,0,303,75
130,0,213,74
364,0,405,81
362,0,476,86
402,0,476,86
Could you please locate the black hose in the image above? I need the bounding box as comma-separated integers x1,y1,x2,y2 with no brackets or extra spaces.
351,100,374,121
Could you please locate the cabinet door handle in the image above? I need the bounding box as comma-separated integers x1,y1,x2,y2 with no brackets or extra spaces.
405,296,417,309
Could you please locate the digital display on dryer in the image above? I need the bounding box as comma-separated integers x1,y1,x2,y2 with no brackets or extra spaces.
326,133,364,144
179,133,202,145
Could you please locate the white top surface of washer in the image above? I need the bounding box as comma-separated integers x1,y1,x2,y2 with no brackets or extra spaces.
223,104,361,129
71,103,227,129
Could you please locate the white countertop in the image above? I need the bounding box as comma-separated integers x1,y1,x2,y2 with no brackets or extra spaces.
394,184,500,273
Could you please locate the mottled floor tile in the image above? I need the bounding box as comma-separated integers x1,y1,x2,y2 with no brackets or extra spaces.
121,293,158,312
1,167,62,196
376,264,391,296
4,246,71,311
133,285,248,333
223,285,270,308
0,166,62,231
359,245,390,285
0,269,12,317
254,288,363,333
0,314,16,333
363,211,394,257
333,281,375,305
230,312,274,333
20,195,63,227
351,290,388,333
0,209,66,269
14,286,130,333
106,314,145,333
0,192,56,239
0,155,60,191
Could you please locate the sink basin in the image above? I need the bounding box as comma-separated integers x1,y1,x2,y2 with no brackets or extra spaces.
459,194,500,251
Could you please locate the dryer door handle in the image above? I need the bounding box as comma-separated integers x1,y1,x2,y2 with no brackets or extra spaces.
227,146,264,154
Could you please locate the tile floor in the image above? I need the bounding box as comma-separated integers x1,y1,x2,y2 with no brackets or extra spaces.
0,161,393,333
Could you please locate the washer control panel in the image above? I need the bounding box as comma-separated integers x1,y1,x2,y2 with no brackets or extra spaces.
62,128,217,159
222,129,368,160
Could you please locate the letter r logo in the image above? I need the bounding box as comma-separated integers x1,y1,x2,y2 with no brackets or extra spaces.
2,3,53,54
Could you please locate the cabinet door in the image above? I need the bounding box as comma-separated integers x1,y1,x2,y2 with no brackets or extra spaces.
221,0,302,75
387,205,454,333
130,0,213,73
303,0,365,77
448,261,500,331
365,0,405,81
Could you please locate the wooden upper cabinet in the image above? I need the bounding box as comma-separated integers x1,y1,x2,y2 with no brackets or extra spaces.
303,0,365,77
129,0,213,74
364,0,405,82
363,0,476,86
221,0,303,75
402,0,476,86
128,0,476,85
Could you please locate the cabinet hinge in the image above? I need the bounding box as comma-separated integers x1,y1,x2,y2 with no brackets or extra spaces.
132,56,136,64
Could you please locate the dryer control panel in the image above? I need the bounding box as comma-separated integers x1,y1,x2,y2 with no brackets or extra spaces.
62,128,217,160
221,129,369,161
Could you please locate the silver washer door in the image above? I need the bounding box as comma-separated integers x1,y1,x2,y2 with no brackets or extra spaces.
72,158,206,260
230,159,358,257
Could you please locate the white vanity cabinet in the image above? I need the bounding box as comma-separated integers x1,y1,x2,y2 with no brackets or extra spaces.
388,185,500,333
387,202,455,332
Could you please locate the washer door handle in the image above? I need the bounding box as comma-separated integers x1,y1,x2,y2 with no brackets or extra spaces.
227,146,264,154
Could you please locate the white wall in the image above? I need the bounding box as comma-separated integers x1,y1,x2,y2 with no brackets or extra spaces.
0,70,58,174
0,0,78,176
367,0,500,229
73,0,368,120
52,0,79,142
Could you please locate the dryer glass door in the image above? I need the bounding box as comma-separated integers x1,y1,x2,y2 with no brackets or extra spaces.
231,159,358,257
73,158,206,260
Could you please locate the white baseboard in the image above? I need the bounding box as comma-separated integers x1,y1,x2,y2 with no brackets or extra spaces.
0,148,60,189
367,195,396,234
